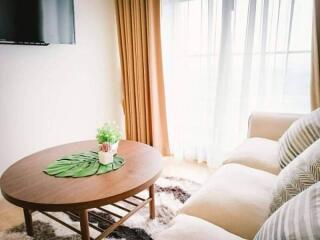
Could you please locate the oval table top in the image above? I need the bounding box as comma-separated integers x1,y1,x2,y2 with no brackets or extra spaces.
0,140,163,211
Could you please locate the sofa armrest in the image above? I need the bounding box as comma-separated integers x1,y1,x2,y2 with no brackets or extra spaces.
247,112,303,141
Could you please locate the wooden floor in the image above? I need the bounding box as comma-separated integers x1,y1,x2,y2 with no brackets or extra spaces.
0,159,213,232
0,200,24,231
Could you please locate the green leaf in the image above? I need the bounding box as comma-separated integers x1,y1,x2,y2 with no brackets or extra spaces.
113,156,125,169
46,161,75,168
45,164,75,175
73,161,100,178
56,162,90,177
55,165,79,177
44,152,125,178
97,163,113,174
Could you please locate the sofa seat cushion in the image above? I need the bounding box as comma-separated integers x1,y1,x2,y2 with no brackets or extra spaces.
223,137,281,175
155,214,244,240
180,164,277,240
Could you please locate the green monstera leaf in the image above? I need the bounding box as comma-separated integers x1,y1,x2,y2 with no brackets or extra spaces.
44,151,125,178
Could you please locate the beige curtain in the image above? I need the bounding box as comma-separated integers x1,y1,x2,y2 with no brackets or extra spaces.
312,0,320,110
115,0,170,155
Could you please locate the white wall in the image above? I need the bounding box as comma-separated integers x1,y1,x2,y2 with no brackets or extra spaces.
0,0,122,175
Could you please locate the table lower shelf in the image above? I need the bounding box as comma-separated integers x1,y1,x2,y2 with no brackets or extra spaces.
24,184,156,240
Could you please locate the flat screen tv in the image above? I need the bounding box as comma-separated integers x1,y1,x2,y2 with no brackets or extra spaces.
0,0,75,45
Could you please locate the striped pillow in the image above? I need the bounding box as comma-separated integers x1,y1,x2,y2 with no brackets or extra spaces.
270,139,320,213
279,108,320,169
254,182,320,240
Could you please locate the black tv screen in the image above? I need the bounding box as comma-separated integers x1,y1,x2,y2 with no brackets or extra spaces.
0,0,75,45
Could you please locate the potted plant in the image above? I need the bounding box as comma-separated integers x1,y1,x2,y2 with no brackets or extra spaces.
96,122,121,165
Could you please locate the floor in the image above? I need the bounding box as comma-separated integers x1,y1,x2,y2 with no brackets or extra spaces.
0,158,214,232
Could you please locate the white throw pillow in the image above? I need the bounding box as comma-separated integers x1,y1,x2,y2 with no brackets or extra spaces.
255,182,320,239
223,138,280,174
270,138,320,214
180,164,277,240
279,108,320,169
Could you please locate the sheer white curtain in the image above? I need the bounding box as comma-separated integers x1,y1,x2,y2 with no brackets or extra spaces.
161,0,313,167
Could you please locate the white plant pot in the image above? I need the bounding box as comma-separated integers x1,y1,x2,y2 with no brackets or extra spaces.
111,141,119,153
98,151,114,165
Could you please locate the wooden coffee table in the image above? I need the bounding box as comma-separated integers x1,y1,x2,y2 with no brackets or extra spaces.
0,140,163,240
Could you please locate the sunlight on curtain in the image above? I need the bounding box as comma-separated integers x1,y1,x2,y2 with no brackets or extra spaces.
161,0,313,166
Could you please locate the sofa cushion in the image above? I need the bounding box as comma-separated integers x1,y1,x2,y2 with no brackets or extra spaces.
279,108,320,169
180,164,277,240
223,137,280,174
255,182,320,240
270,138,320,214
155,214,244,240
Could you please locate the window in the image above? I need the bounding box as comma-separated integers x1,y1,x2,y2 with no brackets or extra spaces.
161,0,313,166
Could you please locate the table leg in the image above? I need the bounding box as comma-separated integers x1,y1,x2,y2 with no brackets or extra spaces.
23,208,33,237
149,184,156,219
79,210,90,240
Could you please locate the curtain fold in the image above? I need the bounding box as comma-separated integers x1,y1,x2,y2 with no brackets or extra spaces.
115,0,170,155
312,0,320,110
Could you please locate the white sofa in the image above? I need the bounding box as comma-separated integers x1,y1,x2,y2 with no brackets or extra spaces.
156,112,303,240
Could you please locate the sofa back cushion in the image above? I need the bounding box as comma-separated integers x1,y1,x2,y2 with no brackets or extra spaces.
279,108,320,169
270,139,320,213
223,138,281,175
255,182,320,240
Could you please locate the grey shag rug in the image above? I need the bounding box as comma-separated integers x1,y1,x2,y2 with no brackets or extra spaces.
0,177,200,240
